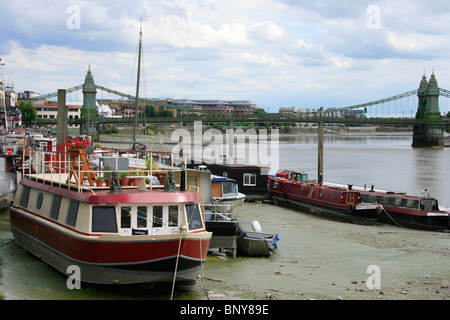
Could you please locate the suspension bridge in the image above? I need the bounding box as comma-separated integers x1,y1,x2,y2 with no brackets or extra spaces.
30,69,449,148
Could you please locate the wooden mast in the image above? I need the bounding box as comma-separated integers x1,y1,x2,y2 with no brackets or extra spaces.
132,21,142,150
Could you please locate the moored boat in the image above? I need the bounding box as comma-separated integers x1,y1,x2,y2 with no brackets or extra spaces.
268,171,381,225
10,147,212,289
359,188,449,231
210,174,246,208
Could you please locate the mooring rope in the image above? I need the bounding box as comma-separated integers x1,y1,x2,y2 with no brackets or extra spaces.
381,207,404,228
199,235,210,300
170,230,184,300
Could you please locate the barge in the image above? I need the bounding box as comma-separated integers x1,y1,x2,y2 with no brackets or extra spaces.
10,146,212,289
268,171,381,225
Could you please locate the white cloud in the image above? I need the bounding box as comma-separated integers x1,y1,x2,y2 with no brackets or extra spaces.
1,0,450,110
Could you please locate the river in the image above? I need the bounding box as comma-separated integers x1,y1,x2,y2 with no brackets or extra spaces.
0,134,449,300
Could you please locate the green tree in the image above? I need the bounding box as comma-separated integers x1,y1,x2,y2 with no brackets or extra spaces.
19,101,37,128
158,110,173,117
253,108,267,117
145,104,157,117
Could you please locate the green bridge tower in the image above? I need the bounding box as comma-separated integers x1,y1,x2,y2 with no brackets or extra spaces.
412,72,444,148
81,65,98,137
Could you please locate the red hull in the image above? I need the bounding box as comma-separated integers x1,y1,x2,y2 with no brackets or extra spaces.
268,177,380,224
10,207,210,264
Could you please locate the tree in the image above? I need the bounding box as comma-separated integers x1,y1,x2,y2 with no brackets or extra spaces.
19,101,37,128
253,108,267,117
158,110,173,117
145,104,157,117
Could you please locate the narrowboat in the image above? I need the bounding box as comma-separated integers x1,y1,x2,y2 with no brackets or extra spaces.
268,172,381,225
359,189,450,231
9,147,212,289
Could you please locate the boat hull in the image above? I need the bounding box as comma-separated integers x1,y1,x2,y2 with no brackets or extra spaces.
10,207,211,287
379,208,449,231
271,194,379,225
236,230,278,257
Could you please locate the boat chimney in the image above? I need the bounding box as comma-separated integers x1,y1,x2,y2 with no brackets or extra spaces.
180,165,186,191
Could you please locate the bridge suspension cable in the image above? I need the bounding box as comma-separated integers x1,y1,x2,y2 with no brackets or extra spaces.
339,89,419,111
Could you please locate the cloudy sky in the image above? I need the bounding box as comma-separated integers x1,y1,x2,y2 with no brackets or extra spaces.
1,0,450,111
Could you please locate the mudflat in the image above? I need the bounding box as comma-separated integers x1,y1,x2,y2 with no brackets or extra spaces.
195,202,450,300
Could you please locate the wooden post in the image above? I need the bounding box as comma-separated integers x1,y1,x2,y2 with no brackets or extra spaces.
318,121,324,186
57,89,68,145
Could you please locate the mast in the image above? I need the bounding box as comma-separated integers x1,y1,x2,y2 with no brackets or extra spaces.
132,21,142,150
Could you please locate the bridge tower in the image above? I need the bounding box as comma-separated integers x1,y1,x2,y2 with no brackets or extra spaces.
81,65,98,136
412,72,444,148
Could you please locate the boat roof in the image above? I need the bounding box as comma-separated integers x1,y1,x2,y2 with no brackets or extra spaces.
21,178,203,204
211,174,237,183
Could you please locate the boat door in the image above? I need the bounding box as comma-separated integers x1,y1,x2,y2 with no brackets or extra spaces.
120,204,181,235
345,193,355,205
151,204,181,235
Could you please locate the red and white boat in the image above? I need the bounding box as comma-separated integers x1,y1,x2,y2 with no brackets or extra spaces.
359,188,449,231
268,171,381,225
10,146,212,289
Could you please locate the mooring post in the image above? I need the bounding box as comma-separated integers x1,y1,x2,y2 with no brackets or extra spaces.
318,121,324,186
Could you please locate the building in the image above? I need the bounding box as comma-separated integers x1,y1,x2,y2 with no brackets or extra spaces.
169,99,256,117
18,91,40,100
33,102,82,129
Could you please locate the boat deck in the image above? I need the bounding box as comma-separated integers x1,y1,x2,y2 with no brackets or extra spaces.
22,172,175,193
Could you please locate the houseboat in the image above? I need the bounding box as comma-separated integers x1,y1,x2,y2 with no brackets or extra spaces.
359,188,449,231
190,163,269,202
9,146,212,289
268,171,381,225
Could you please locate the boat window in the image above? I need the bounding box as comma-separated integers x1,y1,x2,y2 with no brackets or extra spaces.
50,195,61,220
222,182,238,195
388,197,397,205
20,186,30,208
66,199,79,227
169,205,179,227
400,199,408,207
137,206,147,228
153,205,163,228
92,206,118,233
121,206,131,228
243,173,257,186
421,199,436,211
186,203,203,230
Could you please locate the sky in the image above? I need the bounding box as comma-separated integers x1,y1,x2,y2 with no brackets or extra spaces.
1,0,450,112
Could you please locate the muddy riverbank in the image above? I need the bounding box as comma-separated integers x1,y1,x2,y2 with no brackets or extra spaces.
1,202,448,300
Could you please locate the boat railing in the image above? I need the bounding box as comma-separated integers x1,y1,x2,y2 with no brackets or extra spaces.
20,147,188,193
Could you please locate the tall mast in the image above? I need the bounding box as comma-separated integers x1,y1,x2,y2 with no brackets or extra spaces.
132,21,142,150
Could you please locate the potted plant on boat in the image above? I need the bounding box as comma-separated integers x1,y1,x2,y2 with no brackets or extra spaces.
103,165,112,186
119,171,129,186
129,169,143,186
67,136,91,154
95,176,104,187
